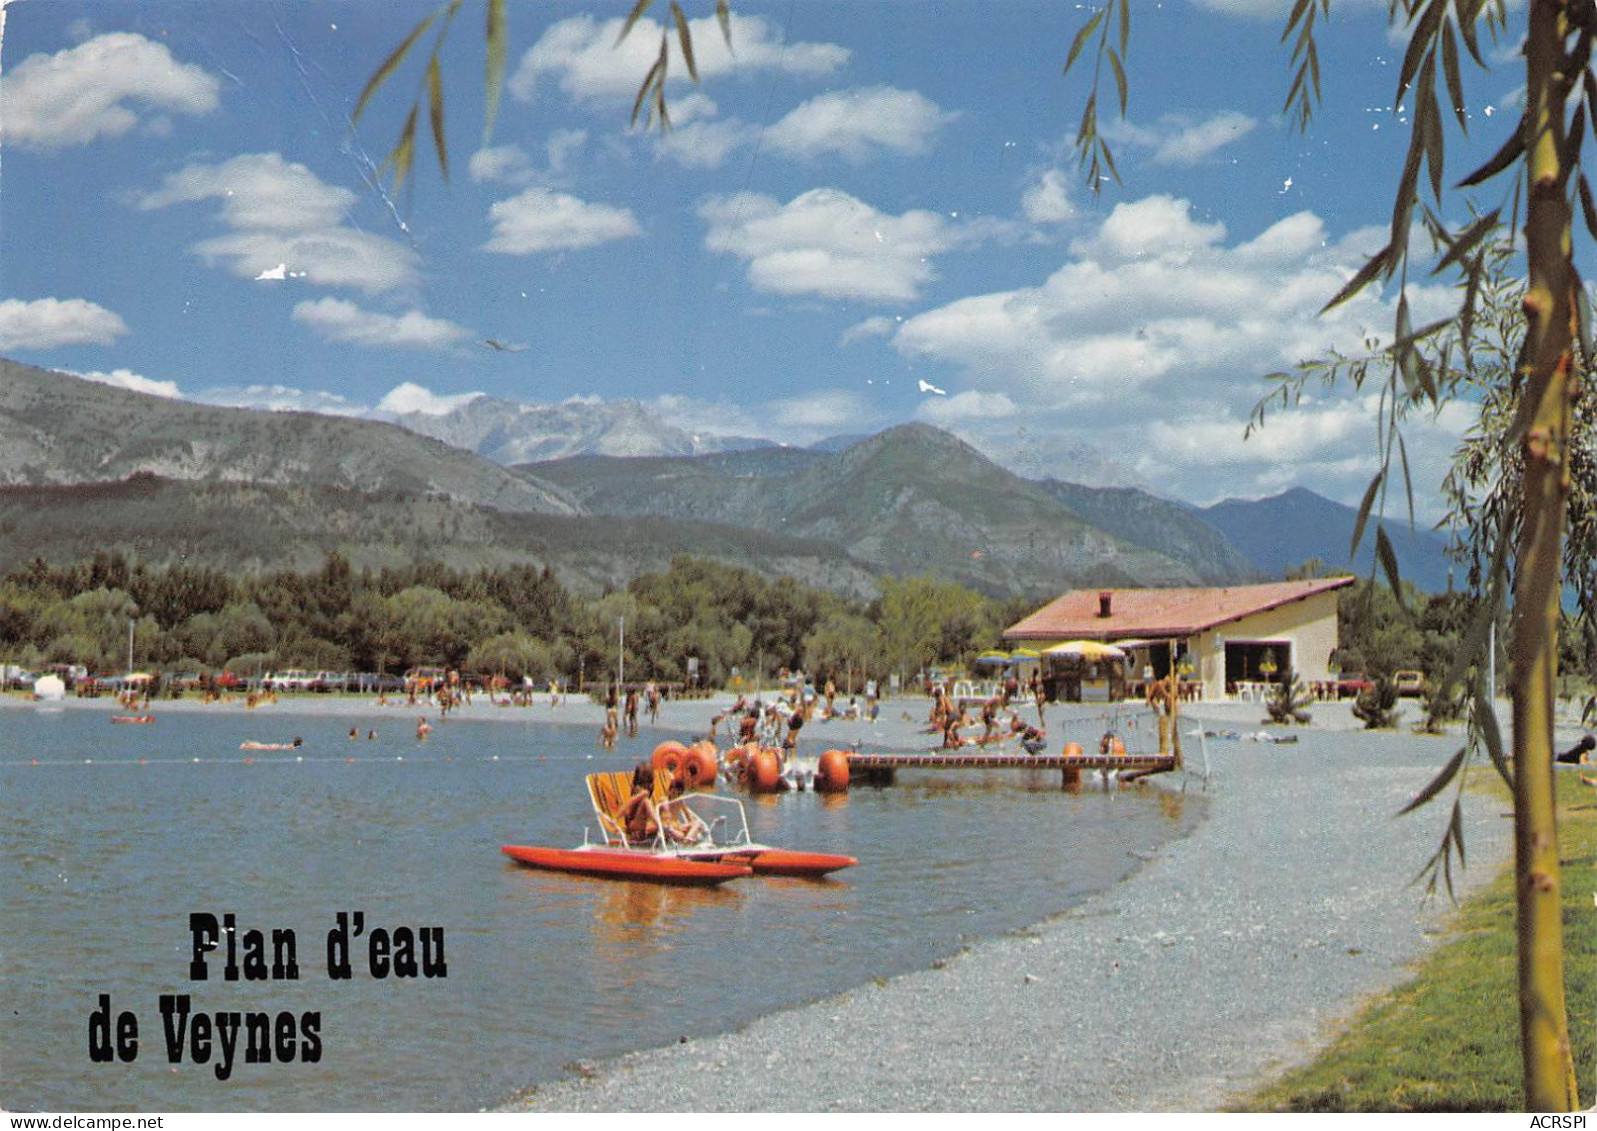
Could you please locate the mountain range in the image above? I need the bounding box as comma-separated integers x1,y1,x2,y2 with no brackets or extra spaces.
381,392,773,464
0,360,1455,597
1199,487,1455,595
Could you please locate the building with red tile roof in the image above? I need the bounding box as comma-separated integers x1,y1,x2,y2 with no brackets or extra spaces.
1002,576,1356,700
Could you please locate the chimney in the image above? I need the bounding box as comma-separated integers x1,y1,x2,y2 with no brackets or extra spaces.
1098,590,1113,618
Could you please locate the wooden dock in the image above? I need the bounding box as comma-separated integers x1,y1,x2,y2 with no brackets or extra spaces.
846,750,1178,789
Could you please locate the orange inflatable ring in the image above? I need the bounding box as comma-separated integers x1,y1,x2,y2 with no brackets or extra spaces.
816,749,850,793
680,743,718,790
749,747,783,793
651,741,687,780
1063,742,1083,757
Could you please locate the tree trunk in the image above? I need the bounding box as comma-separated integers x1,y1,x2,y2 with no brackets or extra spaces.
1513,0,1580,1110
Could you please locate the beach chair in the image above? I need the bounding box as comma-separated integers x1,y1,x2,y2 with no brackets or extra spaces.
586,771,655,847
585,770,701,849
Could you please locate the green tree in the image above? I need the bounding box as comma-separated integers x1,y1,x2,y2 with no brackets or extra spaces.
802,611,879,693
875,576,989,681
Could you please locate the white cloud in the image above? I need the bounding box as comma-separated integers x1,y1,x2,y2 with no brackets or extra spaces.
188,229,418,295
764,87,955,163
545,128,590,173
139,153,353,230
0,32,220,149
653,117,753,170
647,393,768,441
376,382,487,417
1022,169,1075,224
912,390,1020,426
885,192,1469,517
74,368,180,399
138,153,418,294
509,13,847,104
291,299,473,350
699,188,968,303
770,389,873,434
0,297,129,350
1105,109,1260,167
470,130,590,185
195,384,368,416
483,187,643,255
841,316,897,346
1151,111,1258,165
470,144,538,185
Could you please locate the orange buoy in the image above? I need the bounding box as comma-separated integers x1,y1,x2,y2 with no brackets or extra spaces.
651,741,687,780
1063,742,1083,757
748,747,783,793
816,749,850,793
680,742,718,790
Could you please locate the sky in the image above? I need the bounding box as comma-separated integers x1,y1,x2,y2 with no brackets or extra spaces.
0,0,1536,520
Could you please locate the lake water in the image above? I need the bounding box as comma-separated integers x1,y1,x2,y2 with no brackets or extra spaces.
1,704,1203,1112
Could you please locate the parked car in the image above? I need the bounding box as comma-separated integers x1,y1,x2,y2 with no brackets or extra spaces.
1393,670,1427,697
309,670,348,692
350,672,405,693
1336,674,1373,698
263,669,315,691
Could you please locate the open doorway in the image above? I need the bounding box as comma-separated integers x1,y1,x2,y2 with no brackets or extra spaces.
1224,640,1292,687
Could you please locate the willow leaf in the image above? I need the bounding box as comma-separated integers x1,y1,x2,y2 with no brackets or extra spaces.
672,2,698,83
631,48,666,127
1350,471,1384,557
1475,681,1514,789
1431,209,1501,274
426,55,448,181
1458,113,1525,186
716,0,732,47
1397,0,1445,105
618,0,656,44
379,106,419,195
1441,21,1466,130
1065,7,1106,74
354,12,438,125
1322,244,1393,313
1373,520,1398,600
1397,429,1416,521
1399,744,1468,815
1419,62,1445,201
483,0,507,144
1108,48,1128,115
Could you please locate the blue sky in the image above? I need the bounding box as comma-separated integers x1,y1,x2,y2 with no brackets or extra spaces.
0,0,1530,518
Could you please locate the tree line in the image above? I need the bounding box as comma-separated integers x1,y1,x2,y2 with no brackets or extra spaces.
0,550,1032,692
6,546,1587,708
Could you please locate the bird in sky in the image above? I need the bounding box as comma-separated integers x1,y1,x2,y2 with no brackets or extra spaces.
480,338,529,353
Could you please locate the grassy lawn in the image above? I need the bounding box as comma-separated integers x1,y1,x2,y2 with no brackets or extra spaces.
1241,767,1597,1111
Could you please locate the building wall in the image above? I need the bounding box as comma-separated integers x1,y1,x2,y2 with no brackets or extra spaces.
1188,589,1342,699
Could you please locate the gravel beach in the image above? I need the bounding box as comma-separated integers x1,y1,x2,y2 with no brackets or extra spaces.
12,687,1556,1110
491,693,1522,1112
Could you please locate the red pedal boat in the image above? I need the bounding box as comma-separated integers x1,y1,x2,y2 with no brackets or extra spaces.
501,771,857,885
499,844,751,886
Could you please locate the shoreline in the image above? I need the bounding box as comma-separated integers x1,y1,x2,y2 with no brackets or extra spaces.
487,698,1513,1111
7,689,1529,1110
